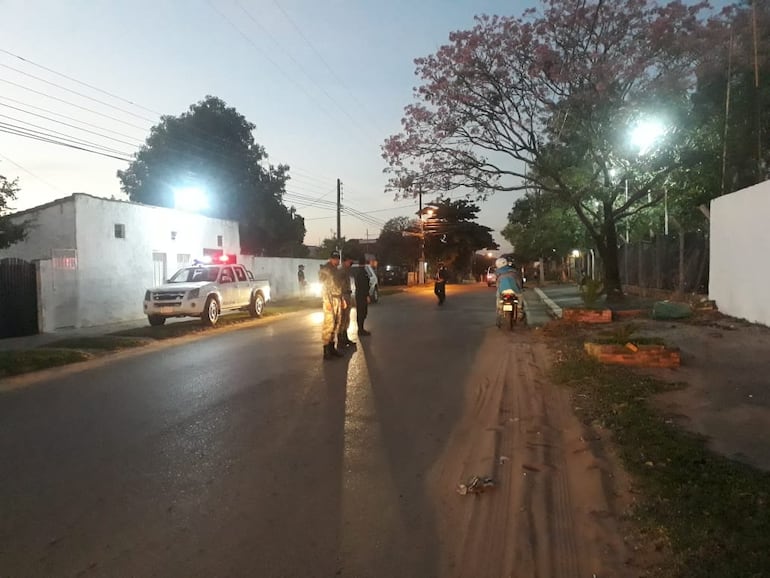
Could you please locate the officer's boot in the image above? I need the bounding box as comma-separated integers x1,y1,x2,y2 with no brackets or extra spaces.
332,340,345,356
323,343,333,360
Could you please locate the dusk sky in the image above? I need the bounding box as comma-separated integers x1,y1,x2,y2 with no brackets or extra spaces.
0,0,731,250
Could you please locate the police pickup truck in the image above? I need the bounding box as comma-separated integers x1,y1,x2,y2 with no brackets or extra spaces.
143,262,270,327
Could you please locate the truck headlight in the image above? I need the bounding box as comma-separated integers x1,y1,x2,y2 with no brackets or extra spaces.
144,290,151,301
188,288,200,298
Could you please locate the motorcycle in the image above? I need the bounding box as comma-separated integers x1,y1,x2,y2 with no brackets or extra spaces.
496,291,520,330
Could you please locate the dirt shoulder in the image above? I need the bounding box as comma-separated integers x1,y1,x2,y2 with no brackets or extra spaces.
640,315,770,471
429,328,640,578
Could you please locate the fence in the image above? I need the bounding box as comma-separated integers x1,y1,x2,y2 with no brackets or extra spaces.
0,258,39,337
619,232,709,294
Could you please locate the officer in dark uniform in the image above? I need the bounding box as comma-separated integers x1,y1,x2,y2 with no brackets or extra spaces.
354,255,371,336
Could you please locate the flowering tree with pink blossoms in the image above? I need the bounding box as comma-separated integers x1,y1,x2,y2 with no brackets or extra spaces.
383,0,729,299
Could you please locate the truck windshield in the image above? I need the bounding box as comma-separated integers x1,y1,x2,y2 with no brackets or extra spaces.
168,266,219,283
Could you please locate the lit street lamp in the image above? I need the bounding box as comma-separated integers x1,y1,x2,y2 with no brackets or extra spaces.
173,187,208,212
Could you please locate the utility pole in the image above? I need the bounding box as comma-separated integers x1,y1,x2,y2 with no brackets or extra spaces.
752,0,762,181
336,178,342,250
418,187,425,284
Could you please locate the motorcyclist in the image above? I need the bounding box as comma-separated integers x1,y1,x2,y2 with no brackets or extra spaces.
495,256,523,321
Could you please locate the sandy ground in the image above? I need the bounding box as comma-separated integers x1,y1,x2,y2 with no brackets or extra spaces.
637,314,770,471
428,329,642,578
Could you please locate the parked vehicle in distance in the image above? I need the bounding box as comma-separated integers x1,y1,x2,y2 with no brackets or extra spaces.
351,263,380,303
486,266,497,287
143,259,270,327
379,264,408,286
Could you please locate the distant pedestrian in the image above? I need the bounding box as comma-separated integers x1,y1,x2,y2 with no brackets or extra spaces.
354,256,371,336
337,254,356,348
319,251,345,360
434,262,448,305
297,264,307,299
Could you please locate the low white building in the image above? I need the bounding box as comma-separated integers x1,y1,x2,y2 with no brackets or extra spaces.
1,193,240,330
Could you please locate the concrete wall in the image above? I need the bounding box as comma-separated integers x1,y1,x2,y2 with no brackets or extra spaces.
36,259,57,333
73,194,241,326
710,180,770,326
240,255,326,300
0,197,76,261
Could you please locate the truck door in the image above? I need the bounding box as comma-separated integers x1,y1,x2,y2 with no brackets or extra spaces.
218,266,236,308
233,265,250,305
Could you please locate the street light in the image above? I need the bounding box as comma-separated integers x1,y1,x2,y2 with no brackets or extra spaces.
173,187,208,212
630,118,668,234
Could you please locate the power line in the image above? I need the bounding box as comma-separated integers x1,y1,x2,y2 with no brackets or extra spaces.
272,0,387,136
0,117,133,157
0,104,144,148
0,61,157,123
0,48,163,117
0,95,147,140
0,152,64,192
0,125,132,162
236,0,381,144
0,76,150,131
206,0,370,148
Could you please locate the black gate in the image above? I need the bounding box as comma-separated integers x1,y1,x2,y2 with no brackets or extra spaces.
0,258,39,338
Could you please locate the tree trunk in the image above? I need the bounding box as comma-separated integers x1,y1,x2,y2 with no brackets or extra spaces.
598,203,624,301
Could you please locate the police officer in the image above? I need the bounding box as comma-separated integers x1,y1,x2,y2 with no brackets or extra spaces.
434,261,448,305
337,253,356,348
354,255,371,336
319,250,346,360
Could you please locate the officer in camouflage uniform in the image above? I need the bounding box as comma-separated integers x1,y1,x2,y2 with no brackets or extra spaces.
337,253,356,348
319,250,346,360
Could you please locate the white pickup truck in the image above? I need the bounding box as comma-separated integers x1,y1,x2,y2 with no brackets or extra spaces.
143,263,271,327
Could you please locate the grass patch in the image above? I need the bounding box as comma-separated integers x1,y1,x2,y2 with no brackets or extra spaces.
41,336,150,351
0,349,91,378
551,338,770,577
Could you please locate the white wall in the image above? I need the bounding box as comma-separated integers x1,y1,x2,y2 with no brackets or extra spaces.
73,194,241,327
240,256,326,300
0,197,76,261
710,180,770,326
37,259,56,333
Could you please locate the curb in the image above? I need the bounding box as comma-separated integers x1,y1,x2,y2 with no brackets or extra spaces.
534,287,563,318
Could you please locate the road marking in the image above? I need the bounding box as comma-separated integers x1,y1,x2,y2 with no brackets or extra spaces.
534,288,563,318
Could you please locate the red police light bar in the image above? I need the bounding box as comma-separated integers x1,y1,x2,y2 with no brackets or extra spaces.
219,255,229,263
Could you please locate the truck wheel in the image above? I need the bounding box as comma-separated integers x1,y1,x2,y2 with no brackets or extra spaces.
148,315,166,327
371,286,379,304
249,292,265,318
202,296,220,326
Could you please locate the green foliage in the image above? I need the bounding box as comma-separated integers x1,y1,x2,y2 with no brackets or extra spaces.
117,96,305,256
0,173,26,250
502,192,586,262
422,197,498,276
579,278,604,307
377,216,420,266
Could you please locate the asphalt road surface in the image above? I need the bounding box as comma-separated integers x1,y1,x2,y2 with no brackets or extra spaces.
0,285,633,577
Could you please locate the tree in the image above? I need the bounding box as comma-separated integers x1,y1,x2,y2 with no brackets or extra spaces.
382,0,727,299
118,95,305,256
502,192,586,263
423,198,497,278
0,173,26,250
318,236,362,259
376,216,420,267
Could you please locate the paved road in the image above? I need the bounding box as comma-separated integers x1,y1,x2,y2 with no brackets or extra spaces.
0,284,509,577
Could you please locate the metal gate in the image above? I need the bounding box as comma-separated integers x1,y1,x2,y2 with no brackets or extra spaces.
0,258,39,338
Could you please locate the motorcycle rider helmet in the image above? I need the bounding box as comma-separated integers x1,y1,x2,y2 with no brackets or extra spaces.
495,257,508,269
